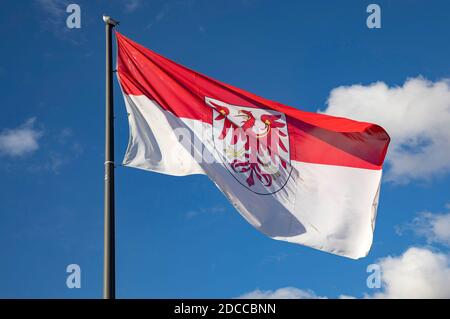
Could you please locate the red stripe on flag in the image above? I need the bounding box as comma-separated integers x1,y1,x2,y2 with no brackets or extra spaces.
116,32,390,170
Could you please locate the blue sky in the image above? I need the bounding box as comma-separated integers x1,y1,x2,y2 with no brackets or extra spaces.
0,0,450,298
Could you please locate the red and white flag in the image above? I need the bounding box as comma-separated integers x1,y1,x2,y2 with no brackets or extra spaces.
116,32,390,259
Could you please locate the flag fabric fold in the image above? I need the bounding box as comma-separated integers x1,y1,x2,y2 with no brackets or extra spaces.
116,31,390,259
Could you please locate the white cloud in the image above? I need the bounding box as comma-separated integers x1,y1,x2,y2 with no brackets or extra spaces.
124,0,143,13
36,0,66,26
238,287,323,299
370,247,450,298
185,205,226,219
238,247,450,299
26,128,83,174
398,207,450,247
321,77,450,183
145,2,172,30
0,118,42,157
37,0,65,17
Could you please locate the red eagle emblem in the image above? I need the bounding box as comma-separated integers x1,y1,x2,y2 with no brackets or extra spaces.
206,97,292,194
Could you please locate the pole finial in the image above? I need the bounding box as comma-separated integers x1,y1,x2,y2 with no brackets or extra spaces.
103,15,119,26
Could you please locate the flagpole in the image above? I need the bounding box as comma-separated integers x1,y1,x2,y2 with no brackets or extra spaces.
103,15,118,300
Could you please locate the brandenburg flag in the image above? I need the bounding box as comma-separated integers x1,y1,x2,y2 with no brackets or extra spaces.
116,32,390,259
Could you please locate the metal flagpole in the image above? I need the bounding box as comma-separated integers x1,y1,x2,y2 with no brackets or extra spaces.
102,15,119,300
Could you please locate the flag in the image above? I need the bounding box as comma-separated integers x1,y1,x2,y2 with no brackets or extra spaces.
115,32,390,259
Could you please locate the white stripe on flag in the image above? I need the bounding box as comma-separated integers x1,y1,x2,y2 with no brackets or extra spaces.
122,94,382,259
